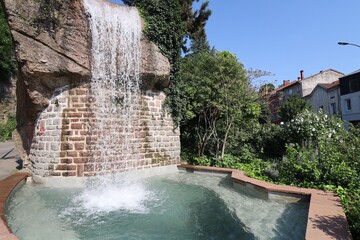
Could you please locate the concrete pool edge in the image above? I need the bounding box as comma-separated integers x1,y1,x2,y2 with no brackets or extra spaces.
0,171,31,240
178,164,352,240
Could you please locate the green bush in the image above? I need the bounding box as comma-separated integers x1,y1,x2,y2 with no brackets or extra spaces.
249,123,286,157
274,112,360,238
0,116,16,141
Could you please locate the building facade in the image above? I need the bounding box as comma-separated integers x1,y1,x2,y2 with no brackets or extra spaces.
268,69,344,123
305,81,341,116
340,69,360,125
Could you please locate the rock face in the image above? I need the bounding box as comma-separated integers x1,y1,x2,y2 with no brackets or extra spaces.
1,0,179,178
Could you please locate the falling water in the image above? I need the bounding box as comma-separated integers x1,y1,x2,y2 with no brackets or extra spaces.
84,0,142,176
79,0,147,211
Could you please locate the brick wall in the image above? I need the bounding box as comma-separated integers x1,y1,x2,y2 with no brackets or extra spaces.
30,84,180,177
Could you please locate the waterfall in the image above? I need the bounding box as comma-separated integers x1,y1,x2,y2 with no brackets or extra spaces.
84,0,142,175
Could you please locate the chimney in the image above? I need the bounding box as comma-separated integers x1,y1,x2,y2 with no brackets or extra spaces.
300,70,304,80
282,80,290,87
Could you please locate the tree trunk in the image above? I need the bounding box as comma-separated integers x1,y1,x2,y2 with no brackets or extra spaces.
220,121,233,159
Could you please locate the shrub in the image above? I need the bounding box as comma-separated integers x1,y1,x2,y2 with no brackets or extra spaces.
0,115,16,141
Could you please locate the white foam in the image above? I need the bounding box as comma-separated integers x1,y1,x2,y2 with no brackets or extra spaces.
74,182,152,214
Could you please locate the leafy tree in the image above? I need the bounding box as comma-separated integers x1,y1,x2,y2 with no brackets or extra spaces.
0,4,16,82
179,0,211,53
279,95,311,123
178,50,259,158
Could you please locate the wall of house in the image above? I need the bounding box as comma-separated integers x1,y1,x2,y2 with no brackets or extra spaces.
307,87,328,113
302,70,344,97
328,88,341,116
281,83,301,101
341,92,360,123
307,87,341,116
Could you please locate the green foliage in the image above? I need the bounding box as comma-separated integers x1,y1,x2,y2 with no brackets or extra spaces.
132,0,184,64
126,0,186,126
0,4,16,81
285,109,346,146
277,111,356,187
249,123,286,157
272,114,360,238
179,0,211,53
189,153,271,181
178,50,259,157
279,95,311,123
0,116,16,141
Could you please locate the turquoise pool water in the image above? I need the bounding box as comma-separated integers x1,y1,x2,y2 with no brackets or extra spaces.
6,172,308,240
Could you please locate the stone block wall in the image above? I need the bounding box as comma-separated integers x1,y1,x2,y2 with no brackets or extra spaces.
30,84,180,177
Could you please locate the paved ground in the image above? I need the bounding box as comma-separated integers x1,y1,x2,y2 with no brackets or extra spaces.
0,141,22,180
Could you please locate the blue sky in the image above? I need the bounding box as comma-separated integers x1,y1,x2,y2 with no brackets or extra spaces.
110,0,360,87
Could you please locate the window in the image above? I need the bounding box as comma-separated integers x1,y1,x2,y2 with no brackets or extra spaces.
349,78,360,93
330,103,336,115
345,99,352,111
329,91,335,99
288,89,293,95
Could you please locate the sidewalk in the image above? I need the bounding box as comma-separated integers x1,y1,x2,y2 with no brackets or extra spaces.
0,141,22,180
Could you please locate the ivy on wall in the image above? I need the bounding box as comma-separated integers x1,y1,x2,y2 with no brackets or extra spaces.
126,0,185,126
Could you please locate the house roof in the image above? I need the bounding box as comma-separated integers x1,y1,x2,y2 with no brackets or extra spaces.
341,68,360,78
307,80,340,97
273,80,299,93
318,80,339,90
266,69,344,97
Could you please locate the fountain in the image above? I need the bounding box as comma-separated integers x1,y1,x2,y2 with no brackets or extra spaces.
1,0,180,180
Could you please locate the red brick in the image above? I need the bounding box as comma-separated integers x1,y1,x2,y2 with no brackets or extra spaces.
61,143,73,150
71,96,79,103
60,158,73,164
74,143,85,150
79,152,91,157
74,157,89,163
66,113,82,118
72,104,85,108
66,151,78,157
77,165,84,177
55,164,77,171
76,89,87,95
62,172,77,177
69,136,85,141
83,113,96,118
71,123,83,129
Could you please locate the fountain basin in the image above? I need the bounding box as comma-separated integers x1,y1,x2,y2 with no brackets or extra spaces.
0,165,352,240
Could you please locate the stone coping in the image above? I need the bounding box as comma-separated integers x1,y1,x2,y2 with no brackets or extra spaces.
178,164,353,240
0,172,31,240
